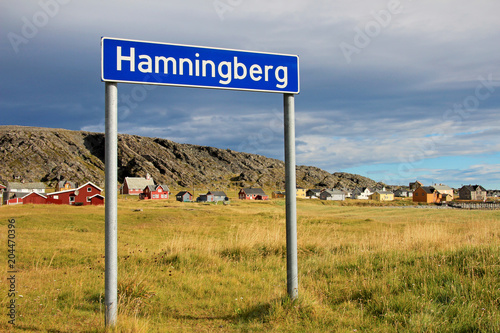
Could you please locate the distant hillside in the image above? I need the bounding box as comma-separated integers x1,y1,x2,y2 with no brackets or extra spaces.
0,126,385,190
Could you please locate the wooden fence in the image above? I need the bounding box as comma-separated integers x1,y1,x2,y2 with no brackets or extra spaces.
447,202,500,210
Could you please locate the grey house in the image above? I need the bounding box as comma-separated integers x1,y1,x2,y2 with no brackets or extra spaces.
320,189,345,201
197,191,228,202
306,189,321,198
207,191,228,202
459,185,487,201
176,191,193,202
394,189,413,197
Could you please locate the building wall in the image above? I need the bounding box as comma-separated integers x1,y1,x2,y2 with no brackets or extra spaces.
413,188,435,203
90,196,104,205
296,188,306,198
23,193,47,205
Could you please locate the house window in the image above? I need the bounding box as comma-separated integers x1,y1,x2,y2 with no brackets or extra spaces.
87,187,92,192
53,195,59,199
69,196,75,203
87,197,91,202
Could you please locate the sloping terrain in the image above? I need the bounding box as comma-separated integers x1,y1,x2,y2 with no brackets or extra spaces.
0,125,383,189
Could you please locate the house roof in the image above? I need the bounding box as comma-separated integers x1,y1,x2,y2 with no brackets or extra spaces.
0,184,6,189
145,184,169,192
374,191,393,194
145,185,156,192
419,186,435,194
322,189,345,196
208,191,226,196
22,192,47,199
433,184,452,191
240,188,267,195
8,182,46,190
460,185,486,192
47,182,103,196
176,191,192,196
307,189,321,193
124,177,154,190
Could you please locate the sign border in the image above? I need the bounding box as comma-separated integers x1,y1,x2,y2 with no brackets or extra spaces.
101,37,300,94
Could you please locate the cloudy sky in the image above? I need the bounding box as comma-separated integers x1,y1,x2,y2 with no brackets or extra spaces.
1,0,499,189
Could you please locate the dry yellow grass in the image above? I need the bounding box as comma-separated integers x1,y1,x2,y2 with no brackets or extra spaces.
0,197,499,332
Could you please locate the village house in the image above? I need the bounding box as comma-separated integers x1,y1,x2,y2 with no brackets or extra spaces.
8,182,104,206
4,182,47,205
197,190,228,202
488,190,500,198
142,184,169,200
208,191,228,202
20,192,53,205
46,182,104,206
458,185,487,201
433,184,454,200
319,189,345,201
306,189,321,199
351,187,373,200
394,188,413,198
296,187,307,199
55,180,77,192
409,181,423,190
272,191,286,199
370,191,394,202
238,188,269,200
413,186,438,203
413,186,451,204
120,174,154,195
176,191,193,202
7,182,46,194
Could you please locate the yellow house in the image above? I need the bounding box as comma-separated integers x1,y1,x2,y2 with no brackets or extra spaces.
370,191,394,201
296,187,307,199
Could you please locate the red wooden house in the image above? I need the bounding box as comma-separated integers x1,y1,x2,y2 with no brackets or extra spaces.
7,192,62,205
142,185,169,200
22,192,49,205
46,182,104,206
121,174,154,195
238,188,269,200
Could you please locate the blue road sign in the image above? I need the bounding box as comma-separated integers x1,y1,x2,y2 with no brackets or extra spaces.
101,37,299,94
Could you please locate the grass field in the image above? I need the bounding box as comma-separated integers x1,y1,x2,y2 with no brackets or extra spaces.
1,196,499,332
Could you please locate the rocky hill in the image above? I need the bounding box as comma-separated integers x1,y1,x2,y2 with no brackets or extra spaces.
0,126,385,190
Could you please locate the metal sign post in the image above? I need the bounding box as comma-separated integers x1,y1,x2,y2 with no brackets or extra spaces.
284,93,298,299
104,81,118,326
102,37,299,327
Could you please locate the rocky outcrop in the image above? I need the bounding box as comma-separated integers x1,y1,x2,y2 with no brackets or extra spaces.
0,126,384,189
